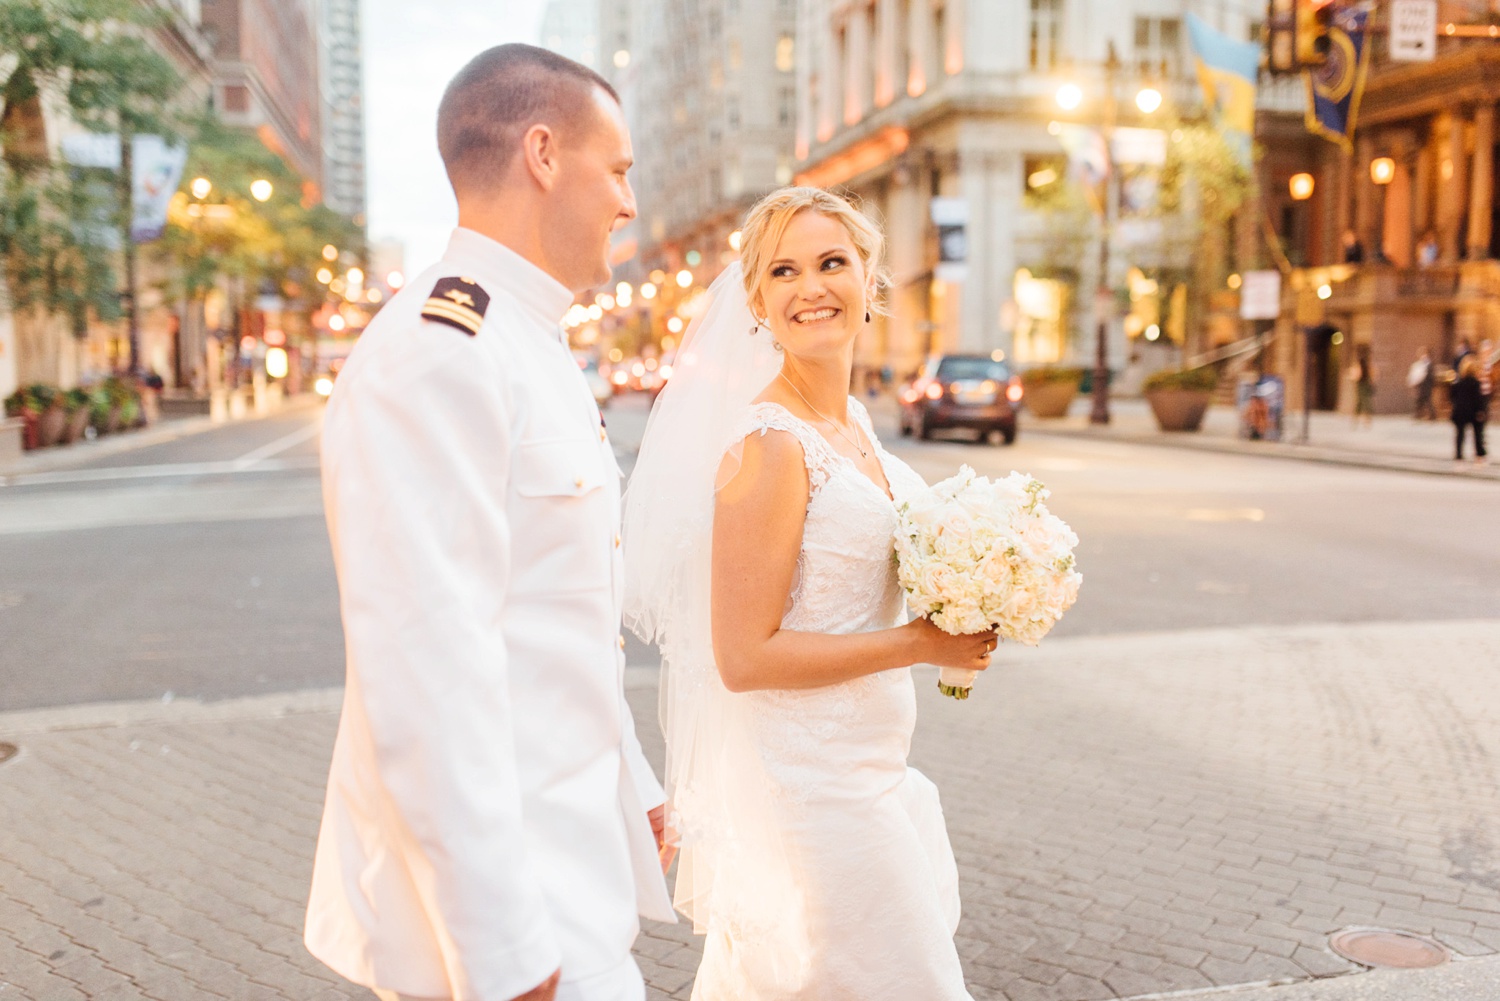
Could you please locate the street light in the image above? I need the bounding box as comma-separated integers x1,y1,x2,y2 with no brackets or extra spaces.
1370,157,1396,185
250,179,273,202
347,267,364,285
322,244,339,261
190,177,212,199
316,267,334,284
1289,173,1316,200
387,270,405,289
676,269,693,288
1054,43,1160,426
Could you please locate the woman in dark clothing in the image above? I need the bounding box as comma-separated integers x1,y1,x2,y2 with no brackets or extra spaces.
1449,355,1489,462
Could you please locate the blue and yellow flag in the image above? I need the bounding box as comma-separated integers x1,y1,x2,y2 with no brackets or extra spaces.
1305,6,1370,149
1185,13,1260,167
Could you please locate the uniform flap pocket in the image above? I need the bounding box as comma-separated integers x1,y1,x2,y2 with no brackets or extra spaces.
514,438,607,498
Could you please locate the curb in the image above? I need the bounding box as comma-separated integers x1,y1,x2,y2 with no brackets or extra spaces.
1020,423,1500,482
0,394,324,477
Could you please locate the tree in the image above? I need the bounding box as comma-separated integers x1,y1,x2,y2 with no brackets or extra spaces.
0,0,182,329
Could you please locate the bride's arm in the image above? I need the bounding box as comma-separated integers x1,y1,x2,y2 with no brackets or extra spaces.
711,429,991,693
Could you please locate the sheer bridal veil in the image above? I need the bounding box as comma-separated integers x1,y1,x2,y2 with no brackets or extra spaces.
622,263,809,985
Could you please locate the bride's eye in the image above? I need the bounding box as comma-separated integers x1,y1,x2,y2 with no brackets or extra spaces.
771,265,795,278
821,256,848,271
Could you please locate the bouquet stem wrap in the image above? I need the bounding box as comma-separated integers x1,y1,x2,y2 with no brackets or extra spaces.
937,667,979,700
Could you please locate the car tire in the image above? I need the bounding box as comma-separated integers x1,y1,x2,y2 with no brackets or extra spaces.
899,417,913,437
1000,427,1016,445
918,415,934,441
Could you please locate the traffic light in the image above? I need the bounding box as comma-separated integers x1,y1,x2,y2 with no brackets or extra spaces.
1296,0,1335,65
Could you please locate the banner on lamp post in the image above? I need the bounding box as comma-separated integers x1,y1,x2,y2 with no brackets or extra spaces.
1390,0,1437,62
1239,270,1282,320
58,132,189,243
931,197,969,283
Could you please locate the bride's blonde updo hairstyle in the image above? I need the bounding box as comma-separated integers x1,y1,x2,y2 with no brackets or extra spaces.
738,186,893,320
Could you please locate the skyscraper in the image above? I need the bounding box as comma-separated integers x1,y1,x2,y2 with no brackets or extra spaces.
319,0,367,223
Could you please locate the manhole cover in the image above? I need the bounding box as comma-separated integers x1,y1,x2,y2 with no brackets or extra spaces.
1329,928,1450,968
0,742,17,765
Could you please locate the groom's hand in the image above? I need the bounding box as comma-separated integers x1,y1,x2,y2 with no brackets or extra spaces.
648,805,677,873
511,967,560,1001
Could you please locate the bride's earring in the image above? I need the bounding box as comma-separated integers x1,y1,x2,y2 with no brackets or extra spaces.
865,311,871,323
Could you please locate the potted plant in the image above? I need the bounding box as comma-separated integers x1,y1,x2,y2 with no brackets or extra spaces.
27,385,68,447
89,383,117,435
3,388,39,450
1143,366,1219,432
1020,366,1087,418
61,388,93,443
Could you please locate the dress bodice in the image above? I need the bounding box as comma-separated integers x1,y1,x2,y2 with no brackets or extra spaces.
728,398,927,639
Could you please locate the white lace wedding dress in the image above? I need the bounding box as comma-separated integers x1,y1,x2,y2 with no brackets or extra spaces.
690,397,971,1001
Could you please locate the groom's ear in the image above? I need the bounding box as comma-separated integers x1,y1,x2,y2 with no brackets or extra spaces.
519,123,562,192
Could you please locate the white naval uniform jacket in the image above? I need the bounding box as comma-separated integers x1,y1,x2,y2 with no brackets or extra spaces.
305,227,675,1001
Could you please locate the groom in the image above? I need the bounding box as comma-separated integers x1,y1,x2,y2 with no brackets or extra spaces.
305,44,674,1001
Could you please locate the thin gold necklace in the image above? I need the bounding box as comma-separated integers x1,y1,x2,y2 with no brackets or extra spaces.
779,372,870,459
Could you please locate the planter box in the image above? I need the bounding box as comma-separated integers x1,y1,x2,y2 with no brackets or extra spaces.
1146,389,1212,432
0,417,24,467
36,404,67,447
1024,381,1079,418
61,407,91,443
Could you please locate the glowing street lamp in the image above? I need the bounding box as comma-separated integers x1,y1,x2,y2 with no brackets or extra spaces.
387,270,405,289
675,269,693,288
1370,157,1396,185
317,267,334,284
250,179,273,202
1135,87,1163,114
322,244,339,261
1055,83,1083,111
640,282,657,299
190,177,212,199
1289,173,1315,200
347,267,364,285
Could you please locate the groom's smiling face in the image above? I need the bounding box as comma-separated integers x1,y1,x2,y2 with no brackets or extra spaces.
758,211,869,359
544,86,637,292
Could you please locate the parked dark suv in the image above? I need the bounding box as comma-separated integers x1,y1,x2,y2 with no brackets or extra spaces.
898,354,1023,444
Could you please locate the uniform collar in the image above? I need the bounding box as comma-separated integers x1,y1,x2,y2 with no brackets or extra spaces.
441,227,574,328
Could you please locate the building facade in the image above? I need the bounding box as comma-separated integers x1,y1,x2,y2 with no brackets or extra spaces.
607,0,801,277
200,0,324,200
1261,19,1500,415
794,0,1262,382
319,0,367,222
541,0,603,70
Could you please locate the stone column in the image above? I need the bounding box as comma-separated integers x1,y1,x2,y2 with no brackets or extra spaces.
817,12,841,143
1354,134,1377,257
1438,110,1467,263
944,0,966,75
873,0,900,108
845,3,872,125
1468,102,1495,259
907,0,932,97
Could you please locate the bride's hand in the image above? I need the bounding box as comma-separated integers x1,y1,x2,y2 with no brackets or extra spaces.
905,618,999,671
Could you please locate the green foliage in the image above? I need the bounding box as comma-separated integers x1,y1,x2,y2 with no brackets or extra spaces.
1143,365,1219,393
1020,365,1087,387
0,0,183,321
1159,124,1253,228
155,116,364,303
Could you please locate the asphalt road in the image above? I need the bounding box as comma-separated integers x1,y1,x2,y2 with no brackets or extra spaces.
1,394,1497,712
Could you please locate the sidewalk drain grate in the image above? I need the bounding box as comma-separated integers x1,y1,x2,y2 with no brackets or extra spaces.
0,743,16,766
1329,928,1450,969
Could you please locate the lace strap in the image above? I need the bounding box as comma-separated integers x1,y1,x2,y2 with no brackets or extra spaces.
727,402,842,495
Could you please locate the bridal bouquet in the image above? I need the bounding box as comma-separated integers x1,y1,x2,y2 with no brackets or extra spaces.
893,466,1082,699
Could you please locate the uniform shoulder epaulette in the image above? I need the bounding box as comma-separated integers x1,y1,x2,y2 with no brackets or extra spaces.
421,276,489,336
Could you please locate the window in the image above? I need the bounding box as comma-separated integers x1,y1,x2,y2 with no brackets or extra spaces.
1030,0,1062,72
1134,16,1181,75
779,86,796,126
776,34,794,72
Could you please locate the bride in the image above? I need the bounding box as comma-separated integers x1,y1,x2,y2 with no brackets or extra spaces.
624,186,995,999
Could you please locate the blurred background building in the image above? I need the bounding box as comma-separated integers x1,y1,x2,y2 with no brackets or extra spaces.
319,0,368,223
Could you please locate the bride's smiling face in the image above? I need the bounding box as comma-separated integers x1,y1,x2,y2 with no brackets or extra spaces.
755,210,869,359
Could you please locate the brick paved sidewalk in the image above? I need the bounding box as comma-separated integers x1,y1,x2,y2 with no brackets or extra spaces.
2,620,1497,1000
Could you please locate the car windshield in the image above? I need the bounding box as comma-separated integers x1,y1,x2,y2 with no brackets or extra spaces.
935,357,1009,382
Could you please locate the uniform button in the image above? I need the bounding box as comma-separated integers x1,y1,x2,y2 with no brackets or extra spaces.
599,429,608,442
618,635,626,650
574,476,585,488
614,534,621,548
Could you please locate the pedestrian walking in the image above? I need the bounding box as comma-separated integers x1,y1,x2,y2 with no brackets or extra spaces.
1453,336,1474,370
1449,355,1488,463
304,44,674,1001
1348,346,1376,428
1407,347,1436,420
1478,338,1496,399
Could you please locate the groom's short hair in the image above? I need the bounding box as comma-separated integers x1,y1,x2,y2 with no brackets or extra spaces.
437,43,619,195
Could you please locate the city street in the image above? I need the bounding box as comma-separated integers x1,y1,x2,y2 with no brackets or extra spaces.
1,396,1498,1000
